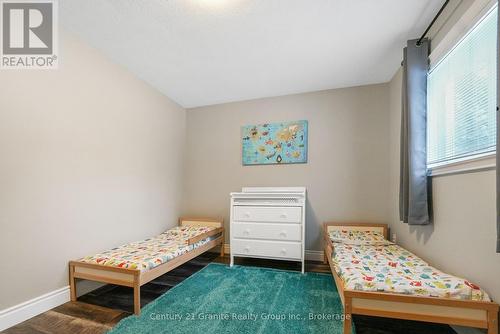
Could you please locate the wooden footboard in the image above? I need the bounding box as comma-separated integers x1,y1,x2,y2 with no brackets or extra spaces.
323,222,499,334
345,290,498,333
69,218,224,316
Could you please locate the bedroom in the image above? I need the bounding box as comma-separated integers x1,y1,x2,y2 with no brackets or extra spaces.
0,0,499,333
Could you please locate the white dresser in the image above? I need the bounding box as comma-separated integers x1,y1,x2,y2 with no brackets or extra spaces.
230,187,306,273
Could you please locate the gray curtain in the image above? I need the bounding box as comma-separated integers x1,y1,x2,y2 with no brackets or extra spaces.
399,38,431,225
497,9,499,252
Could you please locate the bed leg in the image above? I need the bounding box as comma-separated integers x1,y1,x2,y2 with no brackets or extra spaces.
323,250,328,264
133,279,141,316
487,308,498,334
343,297,353,334
220,235,225,257
69,264,77,302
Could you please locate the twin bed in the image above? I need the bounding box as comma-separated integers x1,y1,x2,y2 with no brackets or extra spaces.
323,222,499,334
69,219,497,334
69,217,224,315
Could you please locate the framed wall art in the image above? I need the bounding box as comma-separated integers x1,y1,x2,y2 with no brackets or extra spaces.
241,120,308,165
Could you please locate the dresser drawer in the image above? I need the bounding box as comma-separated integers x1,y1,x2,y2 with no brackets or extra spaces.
232,222,302,241
233,206,302,223
231,239,302,260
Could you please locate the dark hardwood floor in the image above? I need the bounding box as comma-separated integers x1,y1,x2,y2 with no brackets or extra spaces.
3,254,456,334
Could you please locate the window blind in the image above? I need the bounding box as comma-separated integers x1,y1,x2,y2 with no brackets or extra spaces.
427,6,497,166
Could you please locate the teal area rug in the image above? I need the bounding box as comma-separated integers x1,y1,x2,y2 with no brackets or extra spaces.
109,263,350,334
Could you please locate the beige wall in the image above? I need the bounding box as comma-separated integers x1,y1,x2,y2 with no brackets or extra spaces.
428,0,476,51
0,31,186,309
183,85,391,250
388,68,500,303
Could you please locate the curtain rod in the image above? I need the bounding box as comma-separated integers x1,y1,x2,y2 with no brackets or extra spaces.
416,0,450,46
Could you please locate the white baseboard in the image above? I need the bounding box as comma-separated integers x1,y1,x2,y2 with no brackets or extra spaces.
213,244,324,262
0,286,70,331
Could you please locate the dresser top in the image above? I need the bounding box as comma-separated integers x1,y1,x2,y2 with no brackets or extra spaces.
230,187,306,203
240,187,306,194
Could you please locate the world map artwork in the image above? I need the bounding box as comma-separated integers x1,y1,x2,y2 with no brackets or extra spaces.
241,120,308,165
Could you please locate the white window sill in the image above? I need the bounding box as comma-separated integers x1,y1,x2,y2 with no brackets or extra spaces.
427,152,496,177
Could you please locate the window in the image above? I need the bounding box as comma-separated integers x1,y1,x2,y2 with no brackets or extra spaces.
427,6,497,168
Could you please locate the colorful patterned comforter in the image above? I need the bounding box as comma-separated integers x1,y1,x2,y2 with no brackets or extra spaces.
331,241,489,301
79,226,218,272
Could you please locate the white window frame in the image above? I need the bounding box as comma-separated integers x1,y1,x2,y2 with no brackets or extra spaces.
427,0,497,177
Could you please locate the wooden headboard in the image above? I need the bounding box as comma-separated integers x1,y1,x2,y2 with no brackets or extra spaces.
323,222,388,239
179,217,223,229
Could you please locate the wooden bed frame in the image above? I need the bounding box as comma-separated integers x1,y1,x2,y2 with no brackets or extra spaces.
323,222,499,334
69,217,224,315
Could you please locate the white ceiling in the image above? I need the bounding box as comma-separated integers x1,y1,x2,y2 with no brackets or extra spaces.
60,0,444,108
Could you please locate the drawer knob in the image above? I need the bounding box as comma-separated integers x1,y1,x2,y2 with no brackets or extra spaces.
244,246,250,253
280,213,287,218
279,231,287,238
244,212,250,218
280,248,287,255
243,229,250,236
